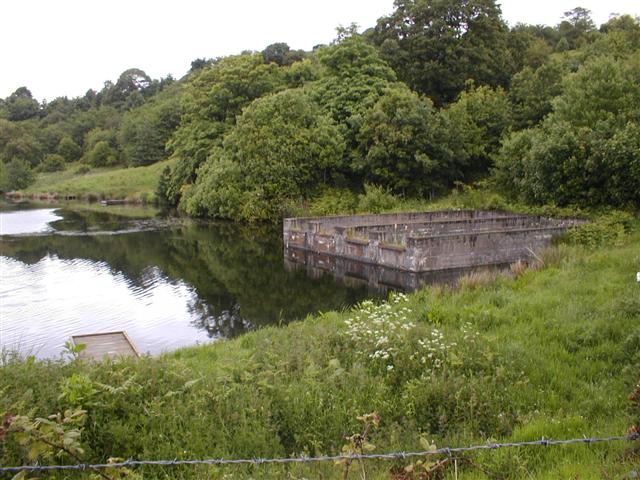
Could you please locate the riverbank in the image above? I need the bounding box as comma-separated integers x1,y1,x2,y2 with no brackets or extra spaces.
13,159,175,203
1,216,638,478
13,166,583,221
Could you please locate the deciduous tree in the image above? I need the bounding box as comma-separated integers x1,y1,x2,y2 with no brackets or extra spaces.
370,0,512,105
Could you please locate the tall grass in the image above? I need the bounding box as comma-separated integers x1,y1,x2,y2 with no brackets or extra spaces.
1,223,638,479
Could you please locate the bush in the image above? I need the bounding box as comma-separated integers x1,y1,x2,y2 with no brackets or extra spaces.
85,141,119,167
356,184,398,213
451,182,510,211
75,165,91,175
56,135,82,162
565,211,635,247
0,158,34,192
355,85,441,195
308,187,358,216
39,154,66,172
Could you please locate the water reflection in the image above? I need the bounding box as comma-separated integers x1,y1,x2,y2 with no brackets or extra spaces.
0,208,62,235
284,248,503,293
0,206,376,358
0,256,211,357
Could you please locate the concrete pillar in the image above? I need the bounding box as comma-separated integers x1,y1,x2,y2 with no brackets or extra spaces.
334,226,346,255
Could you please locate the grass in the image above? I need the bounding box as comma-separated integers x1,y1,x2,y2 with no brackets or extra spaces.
20,159,175,202
1,217,639,478
300,182,594,221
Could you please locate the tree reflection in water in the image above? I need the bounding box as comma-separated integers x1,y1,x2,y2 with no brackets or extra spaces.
187,299,253,339
0,206,377,350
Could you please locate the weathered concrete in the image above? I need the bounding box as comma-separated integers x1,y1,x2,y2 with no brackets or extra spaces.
283,210,585,277
284,248,510,294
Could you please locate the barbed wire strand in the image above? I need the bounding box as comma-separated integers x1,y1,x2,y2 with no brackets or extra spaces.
0,433,638,474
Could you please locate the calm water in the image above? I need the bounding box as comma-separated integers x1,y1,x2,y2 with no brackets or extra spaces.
0,204,377,358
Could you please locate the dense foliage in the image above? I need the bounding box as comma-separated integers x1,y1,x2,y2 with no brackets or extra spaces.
1,2,639,214
368,0,513,106
182,89,344,221
495,51,640,207
2,223,639,478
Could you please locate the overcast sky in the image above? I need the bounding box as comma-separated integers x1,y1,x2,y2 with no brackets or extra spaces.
1,0,638,102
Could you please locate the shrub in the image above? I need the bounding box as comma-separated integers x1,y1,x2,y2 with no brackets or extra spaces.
75,165,91,175
565,211,635,247
39,154,66,172
0,158,34,192
56,135,82,162
356,184,398,213
308,187,358,216
494,56,640,209
85,141,119,167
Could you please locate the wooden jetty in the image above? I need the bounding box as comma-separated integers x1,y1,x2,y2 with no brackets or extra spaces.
71,331,140,361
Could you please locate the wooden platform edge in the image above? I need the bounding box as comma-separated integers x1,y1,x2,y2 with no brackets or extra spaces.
71,330,141,359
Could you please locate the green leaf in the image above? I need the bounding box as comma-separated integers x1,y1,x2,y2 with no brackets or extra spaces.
362,442,376,452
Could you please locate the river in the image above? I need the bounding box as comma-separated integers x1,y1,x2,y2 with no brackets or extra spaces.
0,203,378,358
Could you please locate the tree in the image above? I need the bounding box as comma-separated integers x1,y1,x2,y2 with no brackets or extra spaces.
355,85,441,195
508,56,570,129
56,135,82,162
557,7,597,49
39,153,66,172
119,86,182,166
262,42,306,66
495,54,640,208
284,59,320,88
183,89,345,221
442,84,512,180
507,24,556,71
3,134,43,167
5,87,40,121
100,68,152,109
190,58,213,72
262,42,291,65
119,115,164,166
0,119,18,152
0,158,34,191
161,53,286,205
370,0,513,105
85,140,119,167
307,34,398,176
41,96,75,124
83,128,118,155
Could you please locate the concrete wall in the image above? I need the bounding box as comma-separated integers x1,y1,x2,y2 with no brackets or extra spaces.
284,248,508,294
283,210,584,273
283,209,514,233
352,215,566,244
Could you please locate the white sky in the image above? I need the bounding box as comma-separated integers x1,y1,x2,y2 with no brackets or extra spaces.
1,0,638,102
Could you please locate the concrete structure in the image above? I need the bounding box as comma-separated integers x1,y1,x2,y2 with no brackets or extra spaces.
283,210,584,290
284,248,506,293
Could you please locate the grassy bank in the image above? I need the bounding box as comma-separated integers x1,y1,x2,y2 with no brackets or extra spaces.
18,159,175,203
1,219,639,479
298,183,590,221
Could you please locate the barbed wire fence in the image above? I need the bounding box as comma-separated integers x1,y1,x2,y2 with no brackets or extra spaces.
0,432,638,475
